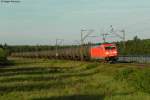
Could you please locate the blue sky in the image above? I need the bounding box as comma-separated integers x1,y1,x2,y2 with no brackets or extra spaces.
0,0,150,45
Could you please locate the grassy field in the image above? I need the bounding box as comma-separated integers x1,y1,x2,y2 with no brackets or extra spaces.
0,58,150,100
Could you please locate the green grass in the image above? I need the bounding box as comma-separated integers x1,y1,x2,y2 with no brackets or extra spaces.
0,58,150,100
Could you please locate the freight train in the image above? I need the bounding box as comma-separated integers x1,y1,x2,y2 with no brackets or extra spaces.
11,43,118,62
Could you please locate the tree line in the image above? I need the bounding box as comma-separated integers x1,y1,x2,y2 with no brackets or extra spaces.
117,36,150,55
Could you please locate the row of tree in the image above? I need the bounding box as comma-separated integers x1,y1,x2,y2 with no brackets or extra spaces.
117,36,150,55
0,36,150,56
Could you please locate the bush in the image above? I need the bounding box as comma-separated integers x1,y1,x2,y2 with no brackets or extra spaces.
0,48,7,64
130,69,150,93
114,68,150,93
114,68,134,81
86,63,98,70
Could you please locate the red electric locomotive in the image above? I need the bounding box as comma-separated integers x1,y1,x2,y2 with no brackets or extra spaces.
90,43,118,62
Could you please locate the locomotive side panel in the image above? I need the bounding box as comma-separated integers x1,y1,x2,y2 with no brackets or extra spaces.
90,46,105,59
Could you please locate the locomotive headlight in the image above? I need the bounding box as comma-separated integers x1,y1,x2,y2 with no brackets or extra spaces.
105,52,109,55
113,51,117,54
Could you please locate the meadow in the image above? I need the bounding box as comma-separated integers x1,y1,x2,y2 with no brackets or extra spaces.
0,58,150,100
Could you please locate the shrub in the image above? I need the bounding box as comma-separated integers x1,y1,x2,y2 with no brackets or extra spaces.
0,48,7,64
86,63,98,70
114,68,134,81
130,69,150,93
114,68,150,93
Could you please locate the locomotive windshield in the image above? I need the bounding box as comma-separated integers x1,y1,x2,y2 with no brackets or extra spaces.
105,46,116,50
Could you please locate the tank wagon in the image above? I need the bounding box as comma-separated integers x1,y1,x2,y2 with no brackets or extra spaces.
11,43,118,62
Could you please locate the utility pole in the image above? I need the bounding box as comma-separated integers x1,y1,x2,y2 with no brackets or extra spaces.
121,29,126,55
109,25,126,55
80,29,87,45
101,33,109,43
55,39,58,59
80,29,94,45
80,29,86,61
36,44,39,59
74,40,80,45
110,25,126,42
80,29,94,61
55,39,64,59
121,29,126,44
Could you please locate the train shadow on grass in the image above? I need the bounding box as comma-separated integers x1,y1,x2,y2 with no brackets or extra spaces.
0,60,15,68
0,66,73,77
0,67,101,94
0,69,100,83
0,63,100,77
0,80,79,94
0,61,102,95
0,66,70,72
32,94,104,100
0,75,101,94
0,74,94,94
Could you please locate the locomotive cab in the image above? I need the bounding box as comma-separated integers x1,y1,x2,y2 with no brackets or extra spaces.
90,43,118,61
104,44,118,57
